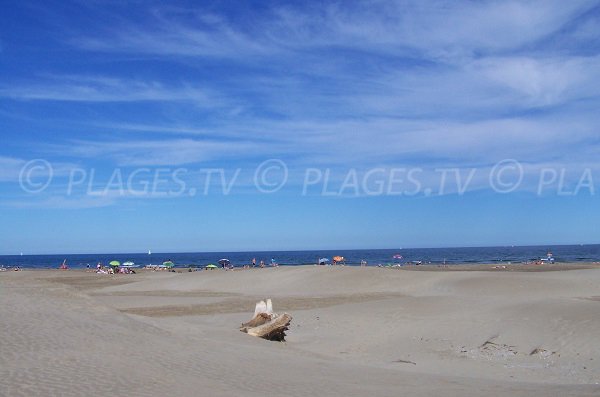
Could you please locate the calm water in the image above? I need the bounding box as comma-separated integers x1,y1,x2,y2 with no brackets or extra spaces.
1,245,599,269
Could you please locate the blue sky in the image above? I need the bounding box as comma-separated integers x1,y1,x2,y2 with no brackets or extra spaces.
1,1,599,254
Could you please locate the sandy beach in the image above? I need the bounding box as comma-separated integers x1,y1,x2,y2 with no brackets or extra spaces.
2,265,599,396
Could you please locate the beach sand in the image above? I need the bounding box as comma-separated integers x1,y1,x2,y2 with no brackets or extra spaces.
2,265,599,396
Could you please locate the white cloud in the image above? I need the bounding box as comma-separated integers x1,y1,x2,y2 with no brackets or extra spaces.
45,108,598,172
0,156,25,182
4,1,599,196
1,195,116,209
70,1,596,61
0,75,219,104
54,138,265,166
0,156,81,182
471,56,600,107
72,10,270,59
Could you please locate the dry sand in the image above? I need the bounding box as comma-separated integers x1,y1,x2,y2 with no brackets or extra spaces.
1,265,600,396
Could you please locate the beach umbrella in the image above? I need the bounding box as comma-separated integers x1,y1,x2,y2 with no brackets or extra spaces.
206,264,218,269
333,256,344,262
393,254,403,260
109,260,120,267
218,259,230,267
121,261,137,268
162,260,174,268
319,258,329,262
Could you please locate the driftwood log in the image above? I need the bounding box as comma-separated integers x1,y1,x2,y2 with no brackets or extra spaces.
240,299,292,341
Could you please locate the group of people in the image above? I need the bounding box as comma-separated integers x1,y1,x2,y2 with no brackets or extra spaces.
53,257,283,273
242,258,278,269
95,263,136,274
318,257,368,266
144,265,176,272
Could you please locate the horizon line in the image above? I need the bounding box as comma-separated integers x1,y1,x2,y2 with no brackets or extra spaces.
2,242,597,257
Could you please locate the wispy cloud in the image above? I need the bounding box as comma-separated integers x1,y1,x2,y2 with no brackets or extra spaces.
0,156,80,182
0,195,116,209
70,1,597,60
0,75,219,104
42,108,598,172
51,138,264,166
0,156,25,182
3,1,599,194
472,55,600,107
73,10,270,59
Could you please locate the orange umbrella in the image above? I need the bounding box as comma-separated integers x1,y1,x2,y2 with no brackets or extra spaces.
333,256,344,262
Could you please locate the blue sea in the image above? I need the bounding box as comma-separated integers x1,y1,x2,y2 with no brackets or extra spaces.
1,245,599,269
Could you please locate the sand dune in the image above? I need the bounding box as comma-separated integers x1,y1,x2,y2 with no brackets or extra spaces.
1,266,599,396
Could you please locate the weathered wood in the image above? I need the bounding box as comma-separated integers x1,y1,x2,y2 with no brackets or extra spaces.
246,313,292,341
240,299,292,341
240,312,272,331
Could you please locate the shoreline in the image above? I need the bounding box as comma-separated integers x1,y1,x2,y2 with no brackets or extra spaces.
4,261,600,272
